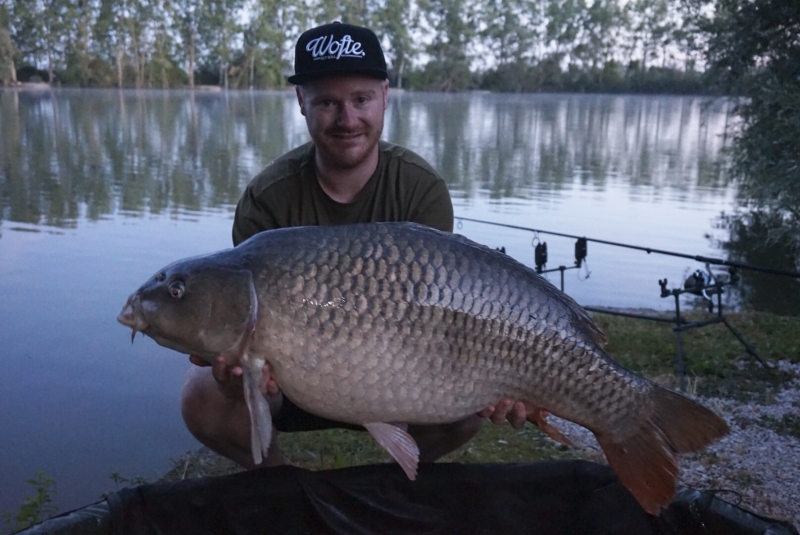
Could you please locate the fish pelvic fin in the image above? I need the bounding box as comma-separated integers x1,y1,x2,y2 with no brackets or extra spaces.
596,386,729,516
243,359,272,466
364,422,420,480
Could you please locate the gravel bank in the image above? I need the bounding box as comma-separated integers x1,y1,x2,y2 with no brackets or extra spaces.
548,360,800,528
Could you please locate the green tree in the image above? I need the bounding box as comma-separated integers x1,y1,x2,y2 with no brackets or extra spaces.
481,0,542,66
15,0,67,84
7,0,66,82
238,0,297,89
174,0,199,88
150,0,179,88
418,0,476,91
2,471,58,531
375,0,418,88
629,0,674,70
581,0,625,70
37,1,65,84
96,0,130,87
197,0,244,89
477,0,544,92
313,0,373,26
59,0,105,87
545,0,586,68
703,0,800,246
0,1,17,84
6,0,33,80
673,0,708,72
124,0,156,88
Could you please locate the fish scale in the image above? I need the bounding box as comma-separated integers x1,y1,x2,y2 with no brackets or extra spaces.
262,225,638,427
119,221,730,515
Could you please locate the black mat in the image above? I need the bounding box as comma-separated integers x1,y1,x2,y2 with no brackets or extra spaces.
17,460,799,535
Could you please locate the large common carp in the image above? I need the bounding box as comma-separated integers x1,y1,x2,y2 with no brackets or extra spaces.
118,222,729,514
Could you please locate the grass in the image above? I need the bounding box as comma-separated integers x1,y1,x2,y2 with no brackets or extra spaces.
1,471,57,533
594,310,800,402
160,422,587,483
277,420,585,472
596,311,800,372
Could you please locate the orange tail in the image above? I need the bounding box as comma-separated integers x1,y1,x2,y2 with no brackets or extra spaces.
595,387,729,515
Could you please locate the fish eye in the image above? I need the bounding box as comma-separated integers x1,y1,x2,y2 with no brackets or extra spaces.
168,280,185,299
155,272,166,282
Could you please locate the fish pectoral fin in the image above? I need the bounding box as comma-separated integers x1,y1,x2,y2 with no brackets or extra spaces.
219,271,259,368
219,271,269,467
527,408,573,447
243,360,273,466
363,422,420,481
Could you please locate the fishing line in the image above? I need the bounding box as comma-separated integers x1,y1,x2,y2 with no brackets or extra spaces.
455,216,800,279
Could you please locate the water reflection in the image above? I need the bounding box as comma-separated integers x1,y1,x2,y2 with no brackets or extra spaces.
0,90,298,226
386,93,732,202
1,90,732,227
5,89,791,314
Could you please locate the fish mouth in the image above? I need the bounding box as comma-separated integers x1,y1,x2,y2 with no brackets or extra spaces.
117,292,150,342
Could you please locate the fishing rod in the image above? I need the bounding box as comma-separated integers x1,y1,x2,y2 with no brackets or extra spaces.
455,216,800,279
456,216,787,389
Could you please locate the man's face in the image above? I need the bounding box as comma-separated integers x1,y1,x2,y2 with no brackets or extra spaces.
296,75,389,171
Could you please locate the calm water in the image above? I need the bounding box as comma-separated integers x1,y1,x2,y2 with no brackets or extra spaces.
0,88,794,517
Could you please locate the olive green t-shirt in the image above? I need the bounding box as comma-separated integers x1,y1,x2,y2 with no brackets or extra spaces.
232,141,453,246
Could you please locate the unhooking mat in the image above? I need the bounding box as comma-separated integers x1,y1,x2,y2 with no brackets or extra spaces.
15,460,799,535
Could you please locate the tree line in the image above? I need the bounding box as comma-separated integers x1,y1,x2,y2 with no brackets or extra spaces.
0,0,713,93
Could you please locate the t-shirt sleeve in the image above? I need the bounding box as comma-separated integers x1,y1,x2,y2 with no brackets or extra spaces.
384,143,455,233
410,177,454,233
232,184,280,246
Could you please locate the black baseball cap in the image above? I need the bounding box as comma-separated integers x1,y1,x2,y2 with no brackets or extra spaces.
288,22,388,85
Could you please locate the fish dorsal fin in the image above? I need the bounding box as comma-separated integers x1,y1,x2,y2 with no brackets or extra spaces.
403,222,608,347
363,422,420,480
576,305,608,347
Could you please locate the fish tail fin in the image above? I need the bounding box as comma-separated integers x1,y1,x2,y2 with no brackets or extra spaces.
243,363,273,466
596,386,729,515
649,387,730,453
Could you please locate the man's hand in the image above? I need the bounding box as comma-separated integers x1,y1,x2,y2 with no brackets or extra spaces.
477,398,528,429
188,355,280,399
478,400,574,446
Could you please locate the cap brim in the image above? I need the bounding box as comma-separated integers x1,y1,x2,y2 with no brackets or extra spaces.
288,69,388,85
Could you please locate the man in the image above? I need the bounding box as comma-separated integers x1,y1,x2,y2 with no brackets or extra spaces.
181,22,528,470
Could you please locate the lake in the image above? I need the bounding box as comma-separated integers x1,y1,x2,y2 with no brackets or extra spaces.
0,88,795,518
